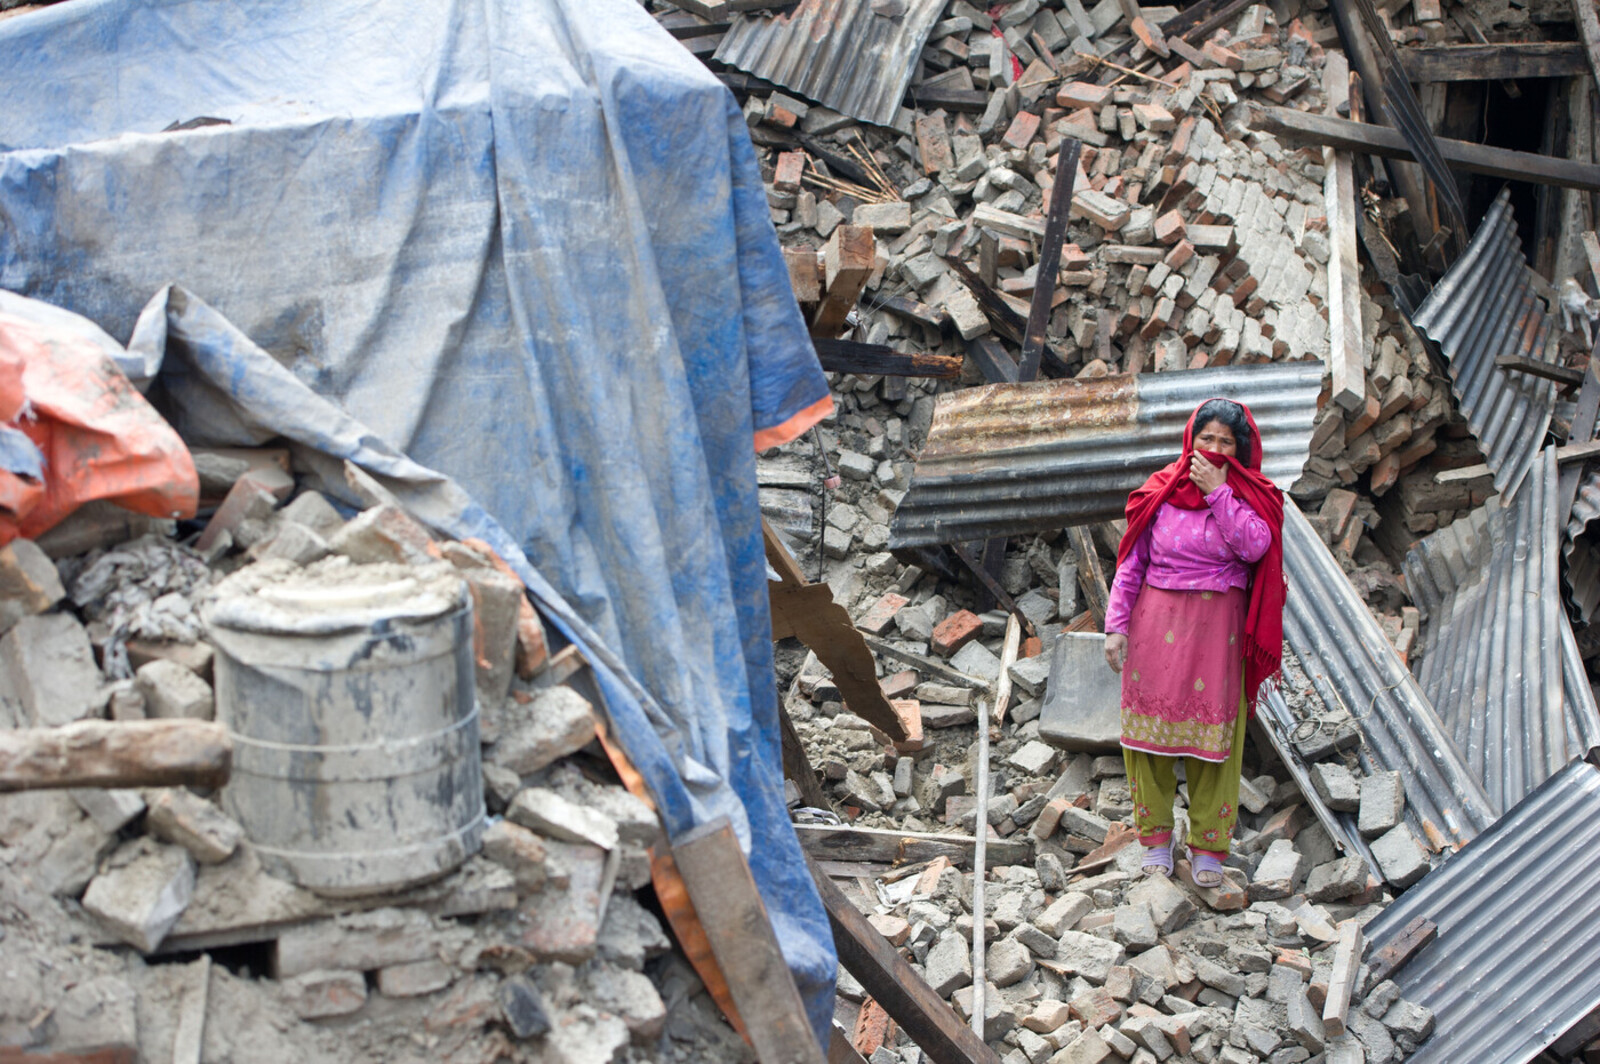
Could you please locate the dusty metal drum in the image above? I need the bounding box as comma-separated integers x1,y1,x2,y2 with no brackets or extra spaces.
204,558,484,896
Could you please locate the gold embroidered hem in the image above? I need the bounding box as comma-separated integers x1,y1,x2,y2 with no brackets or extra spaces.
1120,707,1232,763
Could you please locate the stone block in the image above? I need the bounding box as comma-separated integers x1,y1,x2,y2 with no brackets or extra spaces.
1008,654,1051,699
854,201,912,234
136,659,213,720
1249,838,1302,901
1035,891,1094,936
1287,987,1326,1051
378,958,456,998
925,931,973,996
328,503,433,565
1311,762,1361,812
1057,803,1111,843
81,839,196,953
276,908,448,978
1125,873,1194,934
70,788,146,833
1054,930,1127,982
144,787,243,864
1112,903,1159,950
987,936,1036,987
50,974,138,1054
0,537,64,635
1054,1025,1115,1063
1008,739,1060,777
1304,855,1367,902
2,612,103,726
1038,633,1121,752
507,787,618,850
490,686,597,776
1358,770,1404,838
284,968,368,1019
1370,824,1429,887
481,819,550,892
950,639,1001,681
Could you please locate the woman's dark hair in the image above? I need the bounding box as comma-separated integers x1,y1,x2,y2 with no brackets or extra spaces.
1192,399,1253,461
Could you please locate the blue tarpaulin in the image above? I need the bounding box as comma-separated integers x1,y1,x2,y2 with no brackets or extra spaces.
0,0,836,1039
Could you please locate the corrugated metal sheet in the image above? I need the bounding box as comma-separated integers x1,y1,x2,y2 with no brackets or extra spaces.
1281,500,1496,848
1258,684,1382,881
887,362,1323,550
1563,465,1600,625
1410,189,1557,503
1559,616,1600,754
1362,755,1600,1064
1402,448,1572,812
713,0,945,128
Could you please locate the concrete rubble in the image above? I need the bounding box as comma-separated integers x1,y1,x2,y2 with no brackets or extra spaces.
0,454,758,1064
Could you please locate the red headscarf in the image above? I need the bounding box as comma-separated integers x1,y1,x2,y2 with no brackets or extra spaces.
1115,399,1285,714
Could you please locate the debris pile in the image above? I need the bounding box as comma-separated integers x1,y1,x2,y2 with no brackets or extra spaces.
0,457,756,1064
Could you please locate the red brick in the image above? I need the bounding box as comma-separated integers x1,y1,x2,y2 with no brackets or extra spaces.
1163,239,1195,270
1030,797,1069,841
1154,209,1187,245
1201,40,1243,70
1070,987,1123,1029
773,150,805,193
854,998,896,1057
1003,110,1041,150
1056,81,1113,110
767,104,799,128
858,592,908,636
891,698,925,754
931,609,983,656
880,669,919,699
1344,393,1381,441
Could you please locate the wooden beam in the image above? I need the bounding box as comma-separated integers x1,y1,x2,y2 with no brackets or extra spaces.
1438,436,1600,485
859,634,991,690
1495,353,1584,388
814,339,963,380
875,293,954,333
1397,42,1586,82
807,853,1004,1064
1019,139,1082,381
1067,527,1109,631
951,542,1038,642
1321,920,1365,1038
1254,105,1600,192
1583,231,1600,295
795,823,1032,869
0,720,231,792
942,257,1074,377
1573,0,1600,97
1323,54,1367,414
1365,915,1437,986
813,226,875,337
673,818,827,1064
829,1024,872,1064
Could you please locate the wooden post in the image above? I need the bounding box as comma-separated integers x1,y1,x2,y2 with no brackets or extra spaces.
812,226,875,337
1018,139,1082,381
1323,54,1367,414
1067,527,1110,630
807,853,1003,1064
673,818,827,1064
1572,0,1600,98
0,720,231,792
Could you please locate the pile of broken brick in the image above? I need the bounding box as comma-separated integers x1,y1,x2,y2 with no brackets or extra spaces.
653,0,1581,665
0,465,756,1064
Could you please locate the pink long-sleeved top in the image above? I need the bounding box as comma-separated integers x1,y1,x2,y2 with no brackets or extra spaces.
1103,483,1272,635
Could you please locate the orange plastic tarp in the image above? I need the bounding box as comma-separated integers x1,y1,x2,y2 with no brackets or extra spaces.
0,312,198,546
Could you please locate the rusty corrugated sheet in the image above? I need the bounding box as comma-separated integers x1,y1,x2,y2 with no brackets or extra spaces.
1281,500,1496,848
1402,448,1578,812
1409,189,1557,503
887,362,1323,549
713,0,945,128
1362,755,1600,1064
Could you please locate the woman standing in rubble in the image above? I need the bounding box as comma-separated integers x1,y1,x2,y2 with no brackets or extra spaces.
1100,398,1286,889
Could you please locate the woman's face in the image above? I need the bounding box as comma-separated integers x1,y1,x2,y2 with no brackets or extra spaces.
1195,419,1238,457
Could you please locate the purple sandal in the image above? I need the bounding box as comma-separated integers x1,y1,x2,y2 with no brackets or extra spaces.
1190,850,1225,888
1141,839,1175,877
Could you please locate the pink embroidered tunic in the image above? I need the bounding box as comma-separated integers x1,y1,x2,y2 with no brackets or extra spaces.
1108,485,1272,761
1104,484,1272,636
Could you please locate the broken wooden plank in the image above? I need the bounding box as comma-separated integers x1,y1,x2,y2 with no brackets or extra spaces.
807,853,1004,1064
966,336,1021,384
951,542,1038,642
1574,0,1600,97
814,338,962,380
795,824,1032,869
765,519,908,742
859,633,991,690
1323,54,1366,414
876,293,954,332
1397,42,1588,82
1067,526,1109,630
829,1024,872,1064
0,720,231,792
674,817,827,1064
780,700,831,811
942,257,1074,377
1365,915,1437,986
813,225,875,337
1584,232,1600,295
904,87,990,114
1019,139,1082,381
1495,353,1584,388
1254,105,1600,192
1321,920,1365,1038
